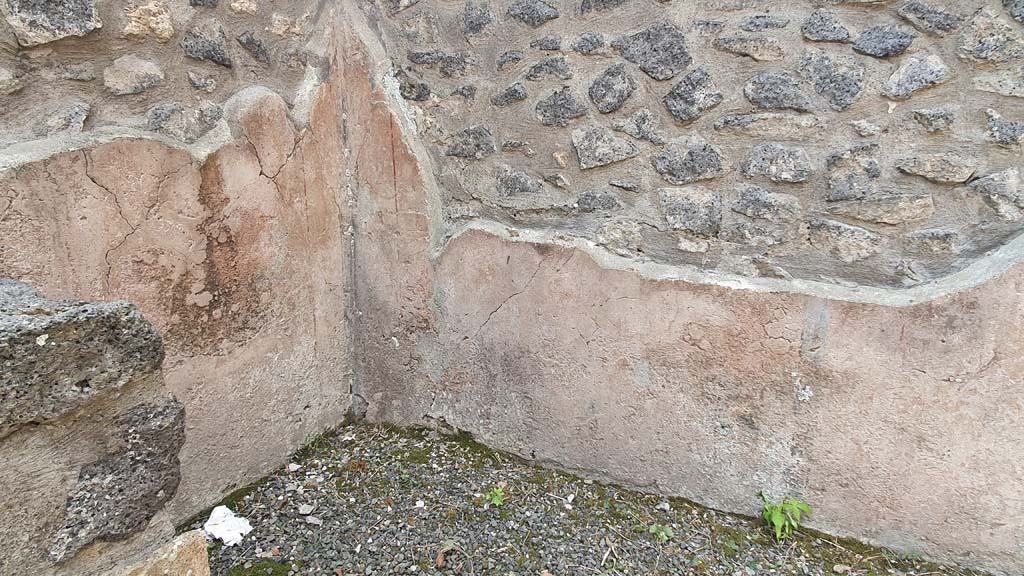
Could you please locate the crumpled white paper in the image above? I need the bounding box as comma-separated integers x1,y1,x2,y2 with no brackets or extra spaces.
202,505,253,547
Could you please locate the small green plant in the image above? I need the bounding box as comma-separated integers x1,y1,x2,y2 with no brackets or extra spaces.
759,492,812,541
648,523,674,542
485,486,505,507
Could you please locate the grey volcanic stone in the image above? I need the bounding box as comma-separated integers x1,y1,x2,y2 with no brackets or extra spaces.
103,55,164,95
507,0,559,28
191,0,217,5
408,51,471,77
801,10,851,43
535,87,587,126
652,136,726,185
581,0,628,14
743,143,813,183
589,63,637,113
572,126,639,169
384,0,419,14
578,191,620,212
530,34,562,50
182,20,233,68
720,221,788,247
986,109,1024,147
146,101,223,143
693,20,725,36
744,70,813,112
32,100,89,137
882,52,950,99
663,68,723,123
612,22,692,80
740,15,789,32
463,1,493,36
446,126,496,159
614,108,667,145
49,401,185,562
807,219,882,262
970,168,1024,219
958,9,1024,62
658,186,722,237
712,36,785,61
451,85,476,99
525,56,573,80
1,0,101,46
496,166,543,196
0,280,164,439
713,113,826,138
897,1,963,35
492,82,528,106
497,50,523,71
187,70,217,93
853,25,917,58
896,153,977,183
826,143,881,201
732,186,800,221
1007,0,1024,24
913,108,954,132
798,49,865,110
397,70,430,101
572,32,606,55
237,31,270,64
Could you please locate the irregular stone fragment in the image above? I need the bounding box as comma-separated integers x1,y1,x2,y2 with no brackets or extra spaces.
663,68,722,123
801,10,852,43
190,0,217,5
497,50,523,71
1007,0,1024,23
0,67,22,95
828,194,935,224
530,34,562,50
973,68,1024,97
969,168,1024,219
744,71,813,112
0,281,165,437
613,108,667,145
597,220,643,255
577,191,620,212
268,12,302,37
612,22,692,80
897,1,963,35
882,52,950,99
573,32,606,55
651,136,727,185
535,87,587,126
896,153,977,183
463,1,493,36
906,228,960,253
492,82,528,106
693,20,725,36
658,186,723,237
732,186,800,221
32,100,90,137
49,62,95,81
525,56,573,80
986,109,1024,147
187,70,217,93
826,143,881,201
451,85,476,99
807,219,882,262
49,401,185,562
397,70,430,101
408,51,471,77
720,222,788,246
182,20,233,68
589,63,637,113
850,119,881,137
446,126,496,159
237,31,270,64
103,55,164,95
581,0,628,13
853,25,917,58
496,165,543,196
229,0,257,14
712,36,785,61
740,14,789,32
571,126,639,169
743,143,813,183
609,180,639,191
1,0,102,46
146,101,223,143
713,113,826,138
798,49,865,110
545,173,570,188
912,107,954,132
123,1,174,42
507,0,559,28
384,0,418,14
958,8,1024,62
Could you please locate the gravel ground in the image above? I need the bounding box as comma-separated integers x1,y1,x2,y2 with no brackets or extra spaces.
194,423,987,576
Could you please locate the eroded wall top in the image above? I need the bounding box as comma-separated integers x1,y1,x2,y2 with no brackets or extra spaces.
368,0,1024,288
